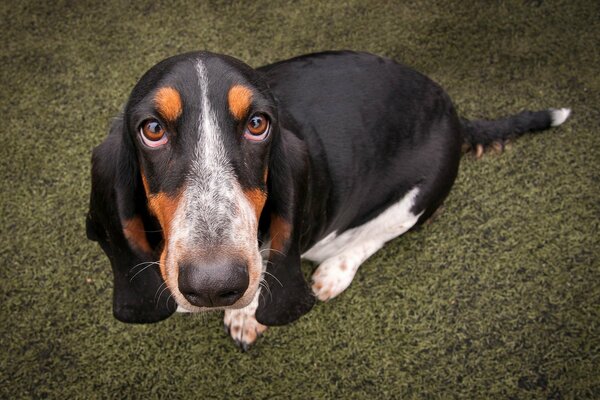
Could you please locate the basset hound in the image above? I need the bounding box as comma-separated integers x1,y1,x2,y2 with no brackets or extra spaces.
86,50,571,350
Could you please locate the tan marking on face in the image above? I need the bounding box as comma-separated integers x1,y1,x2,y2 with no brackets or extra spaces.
147,192,181,241
123,216,152,254
228,85,253,120
263,167,269,184
244,188,267,221
144,187,183,279
154,87,182,121
270,215,292,252
159,247,168,281
149,192,180,281
141,171,151,194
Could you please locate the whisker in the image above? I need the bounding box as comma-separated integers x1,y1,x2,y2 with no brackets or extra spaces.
167,293,178,312
262,270,283,288
257,287,266,304
259,279,273,301
165,293,175,308
259,247,284,256
129,262,161,282
259,281,269,296
129,260,159,274
154,282,167,303
156,285,170,308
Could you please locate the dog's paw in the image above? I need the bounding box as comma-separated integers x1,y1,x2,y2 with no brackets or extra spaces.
311,256,358,301
223,299,267,351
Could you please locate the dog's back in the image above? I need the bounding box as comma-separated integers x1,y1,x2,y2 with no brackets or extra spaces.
260,51,462,245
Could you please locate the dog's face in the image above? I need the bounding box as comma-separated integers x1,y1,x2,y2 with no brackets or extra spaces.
128,53,276,312
123,55,277,311
88,52,314,325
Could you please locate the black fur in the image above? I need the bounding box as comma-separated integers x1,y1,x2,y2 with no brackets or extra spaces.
257,125,315,325
462,110,554,148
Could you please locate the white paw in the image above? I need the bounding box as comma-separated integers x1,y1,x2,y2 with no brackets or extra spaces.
223,295,267,351
311,256,358,301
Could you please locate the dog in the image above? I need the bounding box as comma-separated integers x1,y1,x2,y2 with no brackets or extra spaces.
86,50,570,350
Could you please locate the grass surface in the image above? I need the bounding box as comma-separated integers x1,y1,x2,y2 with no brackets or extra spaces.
1,0,599,398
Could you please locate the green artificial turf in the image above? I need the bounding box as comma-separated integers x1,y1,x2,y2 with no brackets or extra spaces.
1,0,599,398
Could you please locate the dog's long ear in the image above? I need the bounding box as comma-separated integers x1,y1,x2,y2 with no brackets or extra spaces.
255,125,315,326
86,116,176,323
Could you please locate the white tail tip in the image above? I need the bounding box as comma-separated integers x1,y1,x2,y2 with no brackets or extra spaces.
550,108,571,127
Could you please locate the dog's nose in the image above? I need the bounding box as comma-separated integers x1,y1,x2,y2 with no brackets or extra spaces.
178,261,249,308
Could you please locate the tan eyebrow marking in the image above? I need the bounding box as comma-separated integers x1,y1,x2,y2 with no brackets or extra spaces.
228,85,253,120
154,87,183,121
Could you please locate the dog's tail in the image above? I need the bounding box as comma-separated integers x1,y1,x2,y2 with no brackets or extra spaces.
460,108,571,157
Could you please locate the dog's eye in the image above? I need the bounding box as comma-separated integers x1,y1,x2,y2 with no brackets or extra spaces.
244,113,270,141
140,119,168,147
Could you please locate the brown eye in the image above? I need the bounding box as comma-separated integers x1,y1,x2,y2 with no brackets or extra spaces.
244,113,270,141
140,119,168,147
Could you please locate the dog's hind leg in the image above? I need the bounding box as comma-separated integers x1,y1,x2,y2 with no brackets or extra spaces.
311,240,386,301
309,187,423,301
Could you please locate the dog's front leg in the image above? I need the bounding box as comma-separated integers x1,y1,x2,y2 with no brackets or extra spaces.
223,287,267,351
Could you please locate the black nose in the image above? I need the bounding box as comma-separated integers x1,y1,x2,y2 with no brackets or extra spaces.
178,261,249,308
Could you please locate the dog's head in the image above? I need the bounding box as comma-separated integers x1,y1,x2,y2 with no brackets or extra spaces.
87,52,314,325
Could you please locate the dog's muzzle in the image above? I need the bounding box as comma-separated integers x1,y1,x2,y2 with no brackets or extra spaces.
177,260,249,308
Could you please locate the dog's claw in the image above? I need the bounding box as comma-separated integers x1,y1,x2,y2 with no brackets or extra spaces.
235,340,250,353
227,324,264,352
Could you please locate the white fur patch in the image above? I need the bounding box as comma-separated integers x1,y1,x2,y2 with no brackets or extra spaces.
187,60,239,244
550,108,571,127
306,187,423,301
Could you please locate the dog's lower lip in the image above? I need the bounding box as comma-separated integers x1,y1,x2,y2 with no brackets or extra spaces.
174,287,256,312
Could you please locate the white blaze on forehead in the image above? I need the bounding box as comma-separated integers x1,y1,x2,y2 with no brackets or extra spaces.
168,60,258,248
194,60,232,175
172,60,238,244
